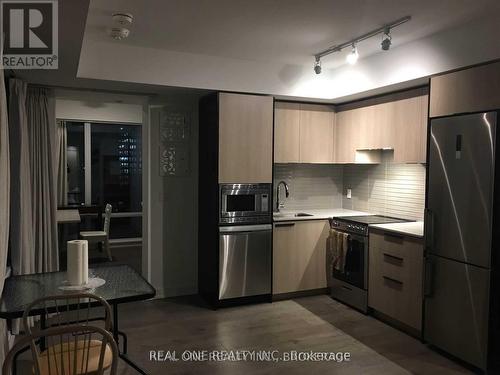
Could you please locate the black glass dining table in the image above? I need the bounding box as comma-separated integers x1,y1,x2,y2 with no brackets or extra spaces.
0,264,156,374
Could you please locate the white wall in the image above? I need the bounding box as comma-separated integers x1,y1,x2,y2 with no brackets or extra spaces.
55,89,145,123
146,93,201,298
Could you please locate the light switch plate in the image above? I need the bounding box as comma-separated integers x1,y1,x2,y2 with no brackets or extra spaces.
346,188,352,199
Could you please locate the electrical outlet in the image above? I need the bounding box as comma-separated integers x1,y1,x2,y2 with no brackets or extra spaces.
346,188,352,199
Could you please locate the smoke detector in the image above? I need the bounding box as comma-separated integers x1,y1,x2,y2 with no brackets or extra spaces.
108,27,130,40
112,12,133,26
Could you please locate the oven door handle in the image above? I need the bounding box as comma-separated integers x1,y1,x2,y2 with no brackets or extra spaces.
219,224,272,233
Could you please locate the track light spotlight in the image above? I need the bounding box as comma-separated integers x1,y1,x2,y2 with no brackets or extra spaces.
381,27,392,51
313,58,322,74
346,44,359,65
313,16,410,67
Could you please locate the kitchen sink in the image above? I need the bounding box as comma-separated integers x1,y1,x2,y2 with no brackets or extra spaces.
294,212,314,217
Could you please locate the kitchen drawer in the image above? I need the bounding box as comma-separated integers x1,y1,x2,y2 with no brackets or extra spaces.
368,231,424,330
370,231,421,256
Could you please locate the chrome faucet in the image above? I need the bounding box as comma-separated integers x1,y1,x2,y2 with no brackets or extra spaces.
276,180,290,212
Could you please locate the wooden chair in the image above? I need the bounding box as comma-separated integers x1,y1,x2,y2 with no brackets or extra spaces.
3,325,118,375
79,204,112,261
9,293,119,375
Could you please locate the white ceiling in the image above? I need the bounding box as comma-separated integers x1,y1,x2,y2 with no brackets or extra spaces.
84,0,499,68
18,0,500,102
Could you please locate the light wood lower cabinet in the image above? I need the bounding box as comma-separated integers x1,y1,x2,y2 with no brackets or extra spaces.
273,220,329,294
368,231,424,330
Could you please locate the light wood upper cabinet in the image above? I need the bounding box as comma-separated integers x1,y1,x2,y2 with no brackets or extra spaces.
393,94,428,163
273,220,329,294
430,61,500,118
336,89,428,164
274,102,335,164
299,104,335,163
335,110,356,163
218,93,273,183
274,102,300,163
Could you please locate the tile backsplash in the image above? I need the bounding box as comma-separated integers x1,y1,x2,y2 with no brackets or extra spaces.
273,164,343,211
274,161,426,220
342,162,426,220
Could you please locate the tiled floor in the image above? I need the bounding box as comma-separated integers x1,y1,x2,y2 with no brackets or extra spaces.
115,295,474,375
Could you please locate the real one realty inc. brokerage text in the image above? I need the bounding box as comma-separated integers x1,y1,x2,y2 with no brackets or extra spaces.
149,349,352,363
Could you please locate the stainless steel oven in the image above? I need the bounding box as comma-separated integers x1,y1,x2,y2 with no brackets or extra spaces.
220,183,271,225
329,219,369,313
329,215,410,313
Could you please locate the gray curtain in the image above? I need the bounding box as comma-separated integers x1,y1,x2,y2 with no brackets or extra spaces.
0,68,11,369
57,120,68,206
8,80,59,276
8,79,35,276
27,87,59,273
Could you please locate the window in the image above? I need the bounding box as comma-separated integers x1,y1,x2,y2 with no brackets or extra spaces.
66,123,85,205
65,122,142,240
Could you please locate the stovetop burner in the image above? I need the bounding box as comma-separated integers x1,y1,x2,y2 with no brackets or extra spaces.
329,215,411,236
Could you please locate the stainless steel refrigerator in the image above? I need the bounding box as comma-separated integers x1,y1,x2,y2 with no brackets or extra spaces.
425,111,500,371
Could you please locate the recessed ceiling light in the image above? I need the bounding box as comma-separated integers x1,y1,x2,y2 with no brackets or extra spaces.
112,12,133,26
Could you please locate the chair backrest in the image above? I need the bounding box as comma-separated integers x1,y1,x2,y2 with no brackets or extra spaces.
3,324,119,375
103,204,112,235
23,293,113,335
78,205,103,231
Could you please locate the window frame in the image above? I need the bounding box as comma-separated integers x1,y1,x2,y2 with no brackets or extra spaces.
60,118,143,240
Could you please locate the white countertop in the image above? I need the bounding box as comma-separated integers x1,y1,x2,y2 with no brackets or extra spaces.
273,208,370,222
370,221,424,238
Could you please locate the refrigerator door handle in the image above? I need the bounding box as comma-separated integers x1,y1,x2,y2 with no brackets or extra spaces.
424,257,433,297
424,208,434,253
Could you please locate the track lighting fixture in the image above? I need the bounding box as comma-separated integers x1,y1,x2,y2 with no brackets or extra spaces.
312,15,410,73
313,58,322,74
381,27,392,51
346,44,359,65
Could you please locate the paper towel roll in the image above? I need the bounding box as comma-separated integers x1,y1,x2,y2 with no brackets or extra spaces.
81,240,88,285
67,240,89,286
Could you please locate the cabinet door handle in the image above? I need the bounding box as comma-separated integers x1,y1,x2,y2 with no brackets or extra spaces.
425,208,434,253
383,253,404,263
424,258,433,297
383,276,403,285
275,223,295,228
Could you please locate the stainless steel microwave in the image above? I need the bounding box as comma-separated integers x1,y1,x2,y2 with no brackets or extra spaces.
220,183,272,224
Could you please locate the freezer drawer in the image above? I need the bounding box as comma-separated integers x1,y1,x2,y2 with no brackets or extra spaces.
424,255,490,369
219,225,272,300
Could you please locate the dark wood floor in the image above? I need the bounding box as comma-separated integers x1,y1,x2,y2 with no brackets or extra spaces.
115,295,474,375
